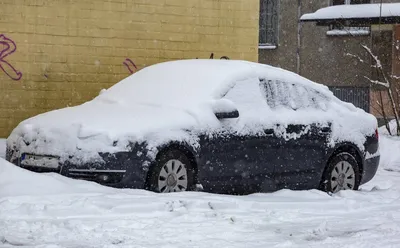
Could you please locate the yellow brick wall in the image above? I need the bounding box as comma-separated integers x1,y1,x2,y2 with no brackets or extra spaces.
0,0,259,137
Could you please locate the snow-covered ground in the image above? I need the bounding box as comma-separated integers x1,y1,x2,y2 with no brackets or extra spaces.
1,136,400,247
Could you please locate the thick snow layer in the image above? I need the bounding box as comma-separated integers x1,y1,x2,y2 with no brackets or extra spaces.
379,135,400,172
378,121,400,172
6,60,377,165
0,135,400,247
0,139,5,159
326,29,370,36
379,119,398,136
0,158,116,198
301,3,400,21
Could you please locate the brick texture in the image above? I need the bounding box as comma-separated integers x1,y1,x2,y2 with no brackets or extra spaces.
0,0,259,137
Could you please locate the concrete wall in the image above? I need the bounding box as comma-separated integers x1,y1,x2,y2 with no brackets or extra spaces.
258,0,299,73
302,1,376,88
258,0,400,119
259,0,372,87
0,0,259,137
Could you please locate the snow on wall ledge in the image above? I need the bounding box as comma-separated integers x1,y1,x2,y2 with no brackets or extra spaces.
6,60,378,166
300,3,400,21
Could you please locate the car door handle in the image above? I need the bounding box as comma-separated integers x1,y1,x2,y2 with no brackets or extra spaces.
264,129,274,135
286,124,303,133
321,127,330,133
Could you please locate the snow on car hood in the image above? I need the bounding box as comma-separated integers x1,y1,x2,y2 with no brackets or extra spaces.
6,100,219,164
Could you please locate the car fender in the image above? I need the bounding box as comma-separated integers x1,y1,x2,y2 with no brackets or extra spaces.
323,141,364,174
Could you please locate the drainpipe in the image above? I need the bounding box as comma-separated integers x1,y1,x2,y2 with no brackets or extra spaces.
297,0,302,74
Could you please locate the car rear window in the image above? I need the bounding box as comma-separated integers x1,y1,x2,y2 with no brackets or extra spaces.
259,79,329,111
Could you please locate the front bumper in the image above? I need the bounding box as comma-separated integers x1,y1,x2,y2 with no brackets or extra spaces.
7,149,149,189
360,155,380,185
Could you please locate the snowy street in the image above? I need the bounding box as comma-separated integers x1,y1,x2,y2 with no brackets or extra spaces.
1,136,400,247
2,0,400,247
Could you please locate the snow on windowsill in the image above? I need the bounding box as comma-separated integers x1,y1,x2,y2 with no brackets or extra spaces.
259,44,277,50
326,29,370,36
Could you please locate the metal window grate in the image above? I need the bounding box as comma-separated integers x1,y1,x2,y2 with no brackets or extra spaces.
330,0,371,32
259,0,279,46
329,86,370,112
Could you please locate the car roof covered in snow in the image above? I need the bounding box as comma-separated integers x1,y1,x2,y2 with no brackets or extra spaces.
96,59,334,106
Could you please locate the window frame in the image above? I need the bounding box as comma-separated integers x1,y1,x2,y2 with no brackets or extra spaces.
259,0,280,50
327,0,371,36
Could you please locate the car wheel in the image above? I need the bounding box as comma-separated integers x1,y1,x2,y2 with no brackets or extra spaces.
320,152,361,193
147,149,194,193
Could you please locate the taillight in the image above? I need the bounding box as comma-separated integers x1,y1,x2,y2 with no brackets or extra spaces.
375,129,379,140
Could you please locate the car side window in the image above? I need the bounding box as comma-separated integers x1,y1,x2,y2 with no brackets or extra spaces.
259,78,329,111
223,78,269,114
260,79,289,108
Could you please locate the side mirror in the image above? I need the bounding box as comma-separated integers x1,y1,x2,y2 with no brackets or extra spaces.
215,110,239,119
211,99,239,119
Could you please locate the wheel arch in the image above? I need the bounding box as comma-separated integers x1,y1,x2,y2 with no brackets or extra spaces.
326,142,364,177
145,141,199,188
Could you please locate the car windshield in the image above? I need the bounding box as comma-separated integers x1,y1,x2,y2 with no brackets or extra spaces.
96,60,256,106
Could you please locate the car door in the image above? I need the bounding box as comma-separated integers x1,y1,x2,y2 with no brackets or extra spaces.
197,78,278,194
274,122,332,190
262,80,333,190
198,130,264,194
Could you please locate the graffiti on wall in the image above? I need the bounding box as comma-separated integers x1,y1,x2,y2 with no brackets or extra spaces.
123,58,137,75
196,53,230,60
208,53,230,60
0,34,22,81
123,53,230,75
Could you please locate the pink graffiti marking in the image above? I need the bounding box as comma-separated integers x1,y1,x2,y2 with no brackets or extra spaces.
0,34,22,81
197,53,230,60
123,58,137,74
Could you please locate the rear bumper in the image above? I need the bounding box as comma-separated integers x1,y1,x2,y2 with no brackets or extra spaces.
360,155,380,185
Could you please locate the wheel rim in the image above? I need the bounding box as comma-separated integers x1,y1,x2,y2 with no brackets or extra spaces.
330,161,356,193
158,159,188,193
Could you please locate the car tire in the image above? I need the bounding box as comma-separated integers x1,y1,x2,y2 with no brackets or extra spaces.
320,152,361,193
147,149,195,193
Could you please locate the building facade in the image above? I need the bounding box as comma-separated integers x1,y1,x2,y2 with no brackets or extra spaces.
2,0,400,137
259,0,400,121
0,0,259,137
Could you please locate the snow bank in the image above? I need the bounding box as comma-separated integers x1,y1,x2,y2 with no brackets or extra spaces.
379,119,397,136
0,139,5,159
0,158,116,197
378,135,400,172
2,154,400,247
301,3,400,21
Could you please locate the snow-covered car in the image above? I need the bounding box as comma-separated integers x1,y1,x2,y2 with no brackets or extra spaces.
6,60,380,194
